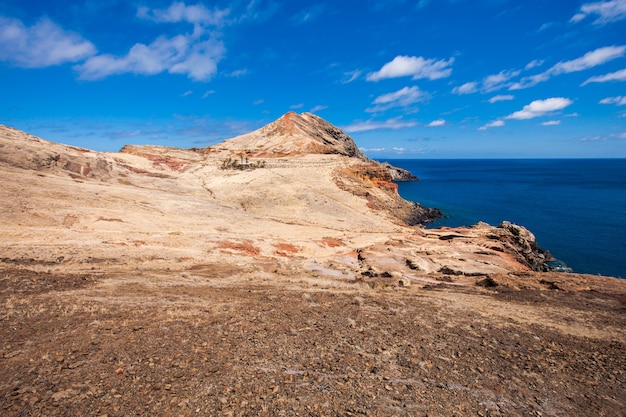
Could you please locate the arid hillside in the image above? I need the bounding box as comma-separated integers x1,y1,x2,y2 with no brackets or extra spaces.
1,114,624,416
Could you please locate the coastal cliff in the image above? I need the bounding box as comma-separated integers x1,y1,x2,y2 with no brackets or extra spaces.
1,116,624,416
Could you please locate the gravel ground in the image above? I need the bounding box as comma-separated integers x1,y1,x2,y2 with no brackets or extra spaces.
1,267,625,417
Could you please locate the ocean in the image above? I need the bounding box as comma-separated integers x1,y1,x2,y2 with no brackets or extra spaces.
385,159,626,278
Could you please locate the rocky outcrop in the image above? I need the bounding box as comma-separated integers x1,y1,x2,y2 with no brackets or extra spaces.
337,162,441,225
380,162,418,181
494,221,554,271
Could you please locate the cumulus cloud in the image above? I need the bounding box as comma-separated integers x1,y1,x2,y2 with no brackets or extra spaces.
478,120,505,130
506,98,573,120
600,96,626,105
452,82,478,95
343,118,417,133
76,2,228,81
137,2,229,26
582,68,626,85
510,46,626,89
570,0,626,25
366,55,454,81
366,86,428,112
488,95,514,103
76,35,225,81
428,119,446,127
0,16,96,67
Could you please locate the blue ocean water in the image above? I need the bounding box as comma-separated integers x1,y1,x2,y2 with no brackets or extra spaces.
385,159,626,278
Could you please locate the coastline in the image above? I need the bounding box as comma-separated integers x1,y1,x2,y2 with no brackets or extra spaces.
386,158,626,278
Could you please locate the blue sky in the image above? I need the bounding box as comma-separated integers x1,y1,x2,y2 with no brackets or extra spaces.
1,0,626,158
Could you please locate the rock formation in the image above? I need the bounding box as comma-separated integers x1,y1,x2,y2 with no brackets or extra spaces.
0,114,553,276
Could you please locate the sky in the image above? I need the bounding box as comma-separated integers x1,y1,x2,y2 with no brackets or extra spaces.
1,0,626,158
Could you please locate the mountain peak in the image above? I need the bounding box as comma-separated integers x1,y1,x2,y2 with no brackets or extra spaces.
218,112,368,159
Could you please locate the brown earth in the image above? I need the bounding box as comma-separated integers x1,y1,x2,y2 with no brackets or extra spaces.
1,267,624,417
1,114,625,416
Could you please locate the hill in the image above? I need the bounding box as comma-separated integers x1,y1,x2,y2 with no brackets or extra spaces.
0,115,624,416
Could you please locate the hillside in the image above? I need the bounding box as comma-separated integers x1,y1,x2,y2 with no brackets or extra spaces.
0,114,624,416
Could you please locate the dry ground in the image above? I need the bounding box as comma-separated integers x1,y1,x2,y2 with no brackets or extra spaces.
1,266,624,417
1,121,625,416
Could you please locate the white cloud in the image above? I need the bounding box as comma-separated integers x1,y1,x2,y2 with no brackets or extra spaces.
366,86,428,112
343,118,417,133
225,68,248,77
202,90,216,98
137,2,229,26
428,119,446,127
570,0,626,25
506,98,573,120
600,96,626,105
0,16,96,68
452,82,478,95
579,132,626,141
75,2,229,82
582,68,626,85
310,105,328,113
76,35,225,81
453,69,520,95
488,95,514,103
359,146,410,154
510,46,626,89
541,120,561,126
478,120,505,130
525,59,544,70
290,103,304,109
366,55,454,81
483,69,521,91
342,70,362,84
181,90,193,97
552,46,626,73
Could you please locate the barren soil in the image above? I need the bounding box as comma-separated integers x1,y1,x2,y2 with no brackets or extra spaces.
1,267,625,417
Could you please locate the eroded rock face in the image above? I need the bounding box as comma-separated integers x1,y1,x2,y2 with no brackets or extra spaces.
380,162,418,181
495,221,553,271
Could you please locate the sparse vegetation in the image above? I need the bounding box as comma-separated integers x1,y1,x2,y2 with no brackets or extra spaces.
220,157,266,170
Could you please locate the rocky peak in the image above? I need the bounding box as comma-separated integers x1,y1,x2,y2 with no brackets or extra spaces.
217,112,368,160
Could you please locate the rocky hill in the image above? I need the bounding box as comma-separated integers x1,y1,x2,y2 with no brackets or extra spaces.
0,115,624,416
